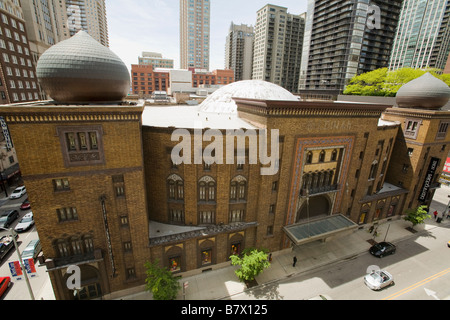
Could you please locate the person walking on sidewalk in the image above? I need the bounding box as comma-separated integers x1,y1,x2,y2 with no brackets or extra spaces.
293,256,297,267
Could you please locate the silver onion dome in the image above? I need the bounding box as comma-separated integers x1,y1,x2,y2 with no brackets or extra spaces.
396,72,450,110
36,30,130,103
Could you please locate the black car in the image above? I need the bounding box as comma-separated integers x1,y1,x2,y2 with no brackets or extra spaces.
0,210,19,229
369,241,396,258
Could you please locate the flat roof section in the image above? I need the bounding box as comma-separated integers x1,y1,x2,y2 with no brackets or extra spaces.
283,214,358,246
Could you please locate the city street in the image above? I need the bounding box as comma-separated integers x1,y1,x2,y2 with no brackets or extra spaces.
0,192,54,300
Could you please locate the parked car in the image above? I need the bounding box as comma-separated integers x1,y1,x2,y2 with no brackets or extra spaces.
20,199,31,210
0,210,19,228
9,186,26,199
21,239,41,262
447,241,450,248
364,270,394,290
0,277,11,298
369,241,396,258
14,212,34,233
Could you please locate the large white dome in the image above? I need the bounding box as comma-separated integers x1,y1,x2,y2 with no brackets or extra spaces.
199,80,300,114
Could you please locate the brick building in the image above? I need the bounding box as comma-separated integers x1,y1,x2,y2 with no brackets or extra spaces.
1,33,450,300
0,6,40,104
131,64,169,98
191,68,234,88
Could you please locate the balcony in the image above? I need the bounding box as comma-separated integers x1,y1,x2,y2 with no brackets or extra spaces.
45,249,103,271
300,184,340,197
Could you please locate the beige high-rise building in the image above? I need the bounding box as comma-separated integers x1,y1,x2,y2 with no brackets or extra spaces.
180,0,210,70
252,4,305,93
225,23,254,81
20,0,70,64
65,0,109,47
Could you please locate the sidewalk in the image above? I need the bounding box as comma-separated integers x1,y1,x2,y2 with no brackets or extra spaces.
120,214,449,300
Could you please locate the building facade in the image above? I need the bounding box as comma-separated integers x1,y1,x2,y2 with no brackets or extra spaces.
65,0,109,47
131,64,170,98
389,0,450,71
252,4,305,93
138,52,174,69
192,68,234,87
225,23,254,81
180,0,210,70
299,0,402,98
0,4,41,104
2,32,450,300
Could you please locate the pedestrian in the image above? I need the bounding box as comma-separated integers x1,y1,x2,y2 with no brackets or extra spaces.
268,253,272,263
433,210,438,220
293,256,297,267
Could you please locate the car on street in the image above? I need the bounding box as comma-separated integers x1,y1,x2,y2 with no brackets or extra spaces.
364,270,394,291
21,239,41,262
14,212,34,233
0,210,19,228
447,241,450,248
20,199,31,210
369,241,396,258
0,277,11,298
9,186,26,199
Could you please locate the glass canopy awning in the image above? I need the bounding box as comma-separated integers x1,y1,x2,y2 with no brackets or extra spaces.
283,214,358,246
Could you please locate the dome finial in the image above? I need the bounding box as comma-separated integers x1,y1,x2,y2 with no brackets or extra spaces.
36,31,130,103
396,72,450,110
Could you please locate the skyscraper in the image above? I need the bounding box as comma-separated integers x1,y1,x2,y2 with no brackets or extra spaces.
180,0,210,70
65,0,109,47
225,23,254,81
252,4,305,93
389,0,450,71
299,0,402,98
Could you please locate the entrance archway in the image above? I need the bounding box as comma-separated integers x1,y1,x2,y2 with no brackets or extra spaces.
296,195,331,223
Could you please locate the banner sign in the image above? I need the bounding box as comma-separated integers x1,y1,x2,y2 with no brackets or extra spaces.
418,157,440,202
23,258,37,277
9,261,23,280
0,116,13,149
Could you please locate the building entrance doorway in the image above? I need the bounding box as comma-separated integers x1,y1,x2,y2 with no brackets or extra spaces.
296,195,331,223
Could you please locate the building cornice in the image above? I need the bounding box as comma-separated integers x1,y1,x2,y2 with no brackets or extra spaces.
0,103,144,124
234,98,391,118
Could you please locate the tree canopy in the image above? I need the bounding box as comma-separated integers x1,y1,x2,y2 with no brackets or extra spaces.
343,67,450,97
230,248,271,283
144,259,181,300
403,205,431,228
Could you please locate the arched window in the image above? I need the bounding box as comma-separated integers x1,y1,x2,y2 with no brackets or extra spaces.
199,176,216,202
167,174,184,201
331,149,338,161
230,175,247,201
319,150,326,162
306,151,313,164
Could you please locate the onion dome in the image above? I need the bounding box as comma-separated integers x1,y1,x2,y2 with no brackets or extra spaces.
199,80,300,114
396,72,450,110
36,30,130,103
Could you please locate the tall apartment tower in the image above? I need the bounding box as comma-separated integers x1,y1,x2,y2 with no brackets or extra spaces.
299,0,402,98
389,0,450,71
0,1,41,104
225,22,254,81
65,0,109,47
252,5,305,93
180,0,210,70
20,0,70,60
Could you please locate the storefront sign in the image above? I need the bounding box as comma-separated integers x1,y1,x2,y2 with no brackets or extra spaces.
0,117,13,149
418,157,440,202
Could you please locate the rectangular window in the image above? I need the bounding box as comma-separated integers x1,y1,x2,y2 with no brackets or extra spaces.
57,207,78,222
53,178,70,191
405,119,421,139
436,121,450,140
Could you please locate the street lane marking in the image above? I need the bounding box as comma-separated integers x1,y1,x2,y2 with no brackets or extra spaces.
383,267,450,300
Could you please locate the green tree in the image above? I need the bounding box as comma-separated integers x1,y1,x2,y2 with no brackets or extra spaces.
403,205,431,228
144,260,181,300
230,248,271,283
343,67,448,97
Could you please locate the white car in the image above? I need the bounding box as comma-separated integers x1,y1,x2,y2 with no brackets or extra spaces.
9,186,27,199
14,212,34,233
364,270,394,291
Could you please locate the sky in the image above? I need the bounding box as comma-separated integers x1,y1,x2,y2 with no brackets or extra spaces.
106,0,308,72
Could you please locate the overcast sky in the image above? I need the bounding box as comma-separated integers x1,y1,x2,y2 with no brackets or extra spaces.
106,0,308,72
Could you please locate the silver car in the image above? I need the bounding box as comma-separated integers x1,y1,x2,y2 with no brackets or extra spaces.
364,270,394,291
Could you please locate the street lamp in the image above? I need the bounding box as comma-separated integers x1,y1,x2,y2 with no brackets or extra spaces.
0,227,35,300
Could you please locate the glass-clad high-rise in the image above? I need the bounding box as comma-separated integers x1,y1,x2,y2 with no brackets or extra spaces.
389,0,450,71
